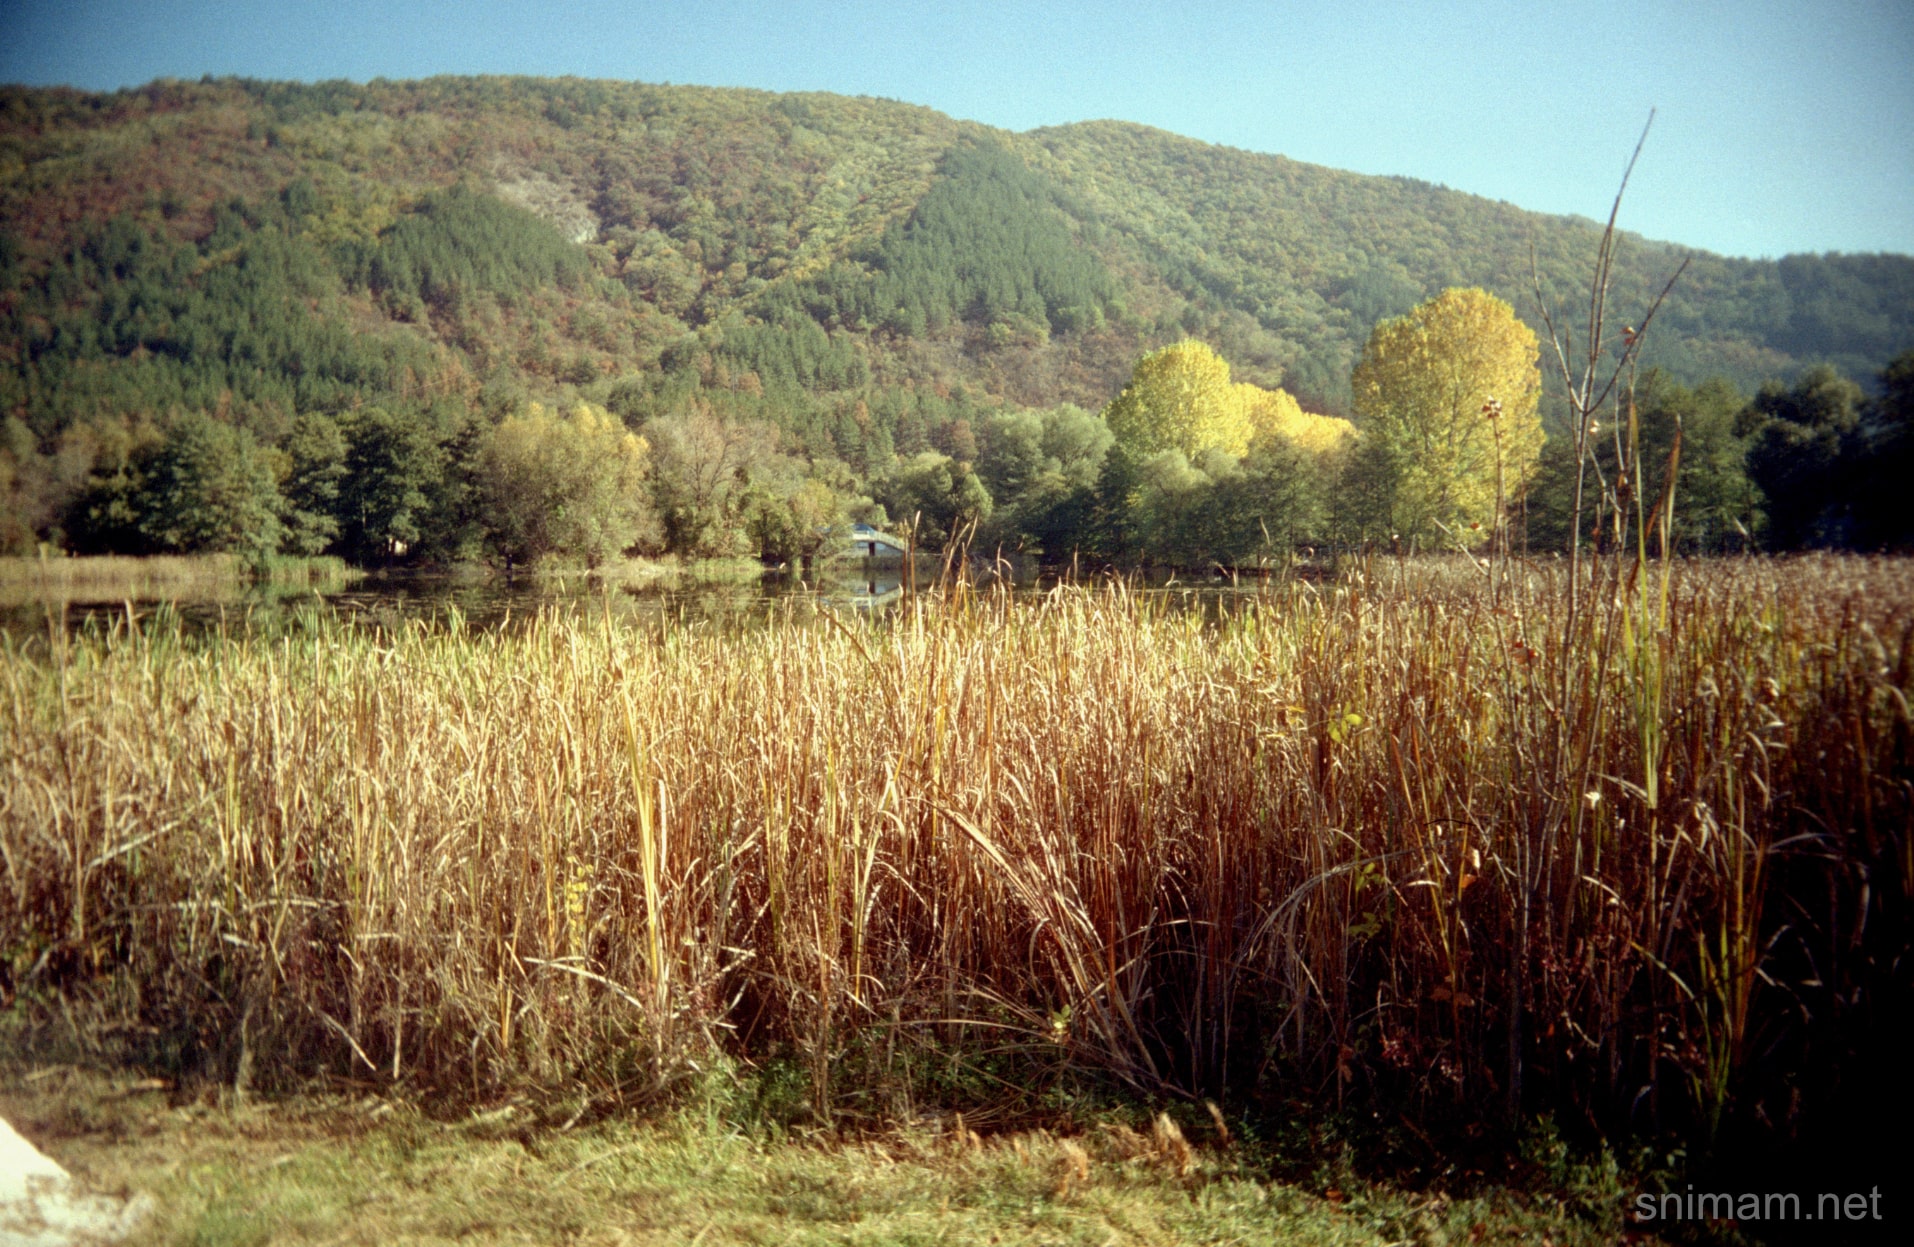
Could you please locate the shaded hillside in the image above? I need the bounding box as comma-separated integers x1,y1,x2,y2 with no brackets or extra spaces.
1,75,1910,554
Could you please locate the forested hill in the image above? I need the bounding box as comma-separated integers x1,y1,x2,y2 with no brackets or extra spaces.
1025,120,1913,405
2,75,1910,556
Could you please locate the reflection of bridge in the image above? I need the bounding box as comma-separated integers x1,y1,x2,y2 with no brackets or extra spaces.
837,574,903,610
843,523,909,559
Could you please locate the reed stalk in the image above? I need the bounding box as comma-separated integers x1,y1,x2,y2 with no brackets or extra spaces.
2,558,1907,1153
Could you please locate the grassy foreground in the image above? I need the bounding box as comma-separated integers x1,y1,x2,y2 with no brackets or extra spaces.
2,1063,1652,1246
2,554,1910,1203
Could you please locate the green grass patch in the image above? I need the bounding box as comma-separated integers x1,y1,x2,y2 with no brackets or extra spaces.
1,1064,1661,1246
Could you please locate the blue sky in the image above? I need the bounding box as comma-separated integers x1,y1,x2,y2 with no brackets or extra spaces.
2,0,1910,260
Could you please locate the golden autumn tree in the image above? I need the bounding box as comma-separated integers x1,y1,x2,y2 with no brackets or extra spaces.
1101,340,1255,459
1240,383,1354,458
1097,340,1347,561
1348,287,1542,547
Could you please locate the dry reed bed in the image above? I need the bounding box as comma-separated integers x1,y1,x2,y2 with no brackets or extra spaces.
2,556,1909,1143
0,554,351,609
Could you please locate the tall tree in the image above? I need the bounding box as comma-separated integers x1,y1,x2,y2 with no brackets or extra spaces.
277,411,348,556
1241,384,1354,457
1736,365,1864,549
336,406,444,565
644,409,768,558
1101,341,1255,460
135,411,287,561
1347,287,1542,548
1853,349,1914,550
1632,372,1759,552
1523,371,1757,553
478,402,658,568
974,403,1114,552
876,452,992,549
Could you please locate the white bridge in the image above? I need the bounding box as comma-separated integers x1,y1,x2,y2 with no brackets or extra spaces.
843,523,910,559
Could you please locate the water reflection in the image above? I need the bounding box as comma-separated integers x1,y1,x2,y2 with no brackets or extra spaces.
1,555,1307,643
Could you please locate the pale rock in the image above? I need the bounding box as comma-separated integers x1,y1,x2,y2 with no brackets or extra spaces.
0,1117,152,1246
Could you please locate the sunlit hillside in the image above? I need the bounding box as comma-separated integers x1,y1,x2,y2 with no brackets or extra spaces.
3,75,1910,562
4,76,1908,423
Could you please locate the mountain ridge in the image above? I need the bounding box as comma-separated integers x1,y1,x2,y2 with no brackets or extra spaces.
2,74,1910,556
4,78,1904,386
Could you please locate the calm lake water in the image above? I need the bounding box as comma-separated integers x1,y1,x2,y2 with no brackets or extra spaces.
1,557,1291,643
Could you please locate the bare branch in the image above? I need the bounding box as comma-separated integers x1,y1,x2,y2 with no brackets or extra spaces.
1530,241,1582,398
1585,253,1692,418
1584,111,1656,381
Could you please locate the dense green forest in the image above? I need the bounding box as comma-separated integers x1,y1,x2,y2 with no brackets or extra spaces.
2,75,1910,563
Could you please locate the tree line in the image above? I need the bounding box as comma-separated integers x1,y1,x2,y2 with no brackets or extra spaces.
6,78,1912,570
9,279,1906,571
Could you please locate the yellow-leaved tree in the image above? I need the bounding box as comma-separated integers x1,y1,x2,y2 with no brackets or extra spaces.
1101,340,1255,459
1102,339,1352,462
1097,340,1349,562
1240,383,1354,458
1348,287,1542,548
479,401,659,567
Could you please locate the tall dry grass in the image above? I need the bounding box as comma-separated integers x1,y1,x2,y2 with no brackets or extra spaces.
2,556,1908,1149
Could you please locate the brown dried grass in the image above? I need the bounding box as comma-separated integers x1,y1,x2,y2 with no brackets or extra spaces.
2,554,1908,1149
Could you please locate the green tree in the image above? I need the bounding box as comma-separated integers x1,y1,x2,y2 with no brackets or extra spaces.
1130,448,1219,563
1737,364,1864,549
336,406,444,565
0,416,75,554
644,410,766,557
735,453,856,565
1524,371,1757,553
135,410,286,561
1127,442,1325,567
1855,349,1914,549
54,419,162,555
975,403,1113,552
277,411,348,555
876,452,992,549
1330,431,1408,548
738,476,848,564
1347,287,1542,548
479,402,659,568
1185,439,1326,565
1634,372,1759,551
